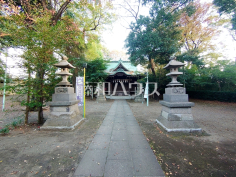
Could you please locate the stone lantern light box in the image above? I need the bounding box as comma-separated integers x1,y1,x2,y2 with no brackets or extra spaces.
156,57,201,132
41,56,84,130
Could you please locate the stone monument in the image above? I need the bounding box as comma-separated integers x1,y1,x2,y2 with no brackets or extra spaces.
96,83,106,102
156,57,201,132
41,56,84,130
134,83,145,102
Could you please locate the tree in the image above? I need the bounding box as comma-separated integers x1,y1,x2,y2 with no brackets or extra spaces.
213,0,236,40
125,0,196,77
125,10,182,77
85,57,108,83
178,1,222,66
0,0,115,124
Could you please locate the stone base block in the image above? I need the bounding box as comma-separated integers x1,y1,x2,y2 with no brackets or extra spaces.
52,93,77,102
163,94,188,102
161,106,193,121
165,87,186,95
134,95,145,102
41,104,83,131
156,115,202,133
96,95,106,102
160,101,194,108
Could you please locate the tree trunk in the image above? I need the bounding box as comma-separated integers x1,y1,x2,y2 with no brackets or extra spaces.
37,67,45,124
149,58,156,77
25,70,31,125
72,67,79,92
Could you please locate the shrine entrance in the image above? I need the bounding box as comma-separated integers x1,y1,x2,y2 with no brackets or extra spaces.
104,59,140,98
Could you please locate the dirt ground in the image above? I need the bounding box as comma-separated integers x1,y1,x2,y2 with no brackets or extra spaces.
0,96,114,177
128,99,236,177
0,96,236,177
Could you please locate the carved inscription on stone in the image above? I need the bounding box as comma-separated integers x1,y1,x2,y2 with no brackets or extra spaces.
56,88,68,93
172,88,184,94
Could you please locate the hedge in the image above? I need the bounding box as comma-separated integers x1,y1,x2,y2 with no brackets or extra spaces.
187,90,236,102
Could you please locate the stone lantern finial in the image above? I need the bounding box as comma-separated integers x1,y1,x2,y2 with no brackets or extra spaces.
62,56,68,61
169,56,176,60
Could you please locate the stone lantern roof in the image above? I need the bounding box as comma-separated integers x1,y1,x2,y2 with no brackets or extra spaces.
164,56,185,87
54,56,75,87
54,56,76,69
163,56,184,69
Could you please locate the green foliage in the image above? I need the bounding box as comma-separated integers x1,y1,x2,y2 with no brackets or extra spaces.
0,127,10,134
176,49,204,67
213,0,236,36
125,12,182,73
187,90,236,102
0,0,116,124
178,60,236,94
125,0,196,80
85,58,108,83
0,116,23,135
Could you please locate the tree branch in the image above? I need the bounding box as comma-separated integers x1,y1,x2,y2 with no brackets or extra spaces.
52,0,71,25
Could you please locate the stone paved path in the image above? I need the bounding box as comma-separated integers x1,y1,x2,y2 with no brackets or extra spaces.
73,100,165,177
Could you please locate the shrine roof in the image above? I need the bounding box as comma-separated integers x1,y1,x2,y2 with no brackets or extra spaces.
105,59,137,76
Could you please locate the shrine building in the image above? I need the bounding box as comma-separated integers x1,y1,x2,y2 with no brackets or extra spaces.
104,59,141,99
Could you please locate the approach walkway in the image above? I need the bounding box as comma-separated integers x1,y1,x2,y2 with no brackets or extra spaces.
73,100,165,177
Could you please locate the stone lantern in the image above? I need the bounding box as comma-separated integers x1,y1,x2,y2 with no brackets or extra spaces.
41,56,83,130
164,57,184,87
156,57,201,132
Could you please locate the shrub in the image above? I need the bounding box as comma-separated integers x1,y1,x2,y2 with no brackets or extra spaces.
0,127,10,134
187,90,236,102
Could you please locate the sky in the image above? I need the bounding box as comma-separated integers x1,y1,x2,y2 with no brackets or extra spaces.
101,0,236,61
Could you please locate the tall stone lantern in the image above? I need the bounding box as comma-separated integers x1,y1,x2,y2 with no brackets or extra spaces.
41,56,83,130
156,57,201,132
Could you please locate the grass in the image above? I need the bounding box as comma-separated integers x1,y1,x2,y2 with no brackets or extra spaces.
0,115,23,135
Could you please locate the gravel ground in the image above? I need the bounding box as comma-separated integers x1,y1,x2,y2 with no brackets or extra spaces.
0,96,114,177
128,99,236,176
191,99,236,142
0,96,236,176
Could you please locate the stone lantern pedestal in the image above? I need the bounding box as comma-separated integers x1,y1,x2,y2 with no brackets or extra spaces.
41,56,83,130
96,83,106,102
156,57,201,132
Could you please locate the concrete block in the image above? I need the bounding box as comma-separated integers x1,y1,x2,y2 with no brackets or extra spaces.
161,110,169,119
104,160,134,177
42,101,83,131
165,87,186,94
111,130,128,140
168,113,182,121
88,135,111,150
163,94,188,102
156,115,202,132
96,125,113,135
107,141,131,160
96,95,106,102
73,149,108,176
159,101,194,108
128,134,151,149
47,100,79,106
55,87,74,94
132,148,165,176
52,93,77,102
162,106,192,114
